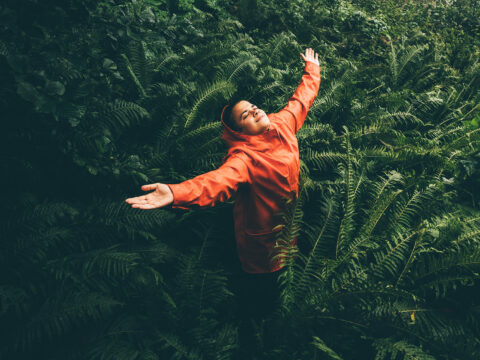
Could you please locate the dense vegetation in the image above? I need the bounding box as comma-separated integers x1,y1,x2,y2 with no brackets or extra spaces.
1,0,480,359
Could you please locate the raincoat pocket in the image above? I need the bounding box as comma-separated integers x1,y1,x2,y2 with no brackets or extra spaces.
242,228,284,269
244,227,284,252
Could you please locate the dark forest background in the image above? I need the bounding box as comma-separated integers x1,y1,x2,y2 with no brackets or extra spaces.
1,0,480,359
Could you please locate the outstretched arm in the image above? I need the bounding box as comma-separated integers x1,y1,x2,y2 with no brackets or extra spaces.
125,154,251,210
275,48,321,133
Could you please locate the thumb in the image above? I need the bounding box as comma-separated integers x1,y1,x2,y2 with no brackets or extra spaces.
141,183,158,191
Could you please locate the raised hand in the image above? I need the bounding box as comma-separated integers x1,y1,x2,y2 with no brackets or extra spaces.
125,183,174,210
300,48,319,66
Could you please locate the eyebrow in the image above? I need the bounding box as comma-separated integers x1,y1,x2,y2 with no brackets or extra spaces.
240,103,253,119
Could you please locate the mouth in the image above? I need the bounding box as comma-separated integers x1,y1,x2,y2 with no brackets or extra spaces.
255,112,267,122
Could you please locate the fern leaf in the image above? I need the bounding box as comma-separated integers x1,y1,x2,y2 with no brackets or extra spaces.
373,337,435,360
183,80,235,130
214,54,260,83
311,336,344,360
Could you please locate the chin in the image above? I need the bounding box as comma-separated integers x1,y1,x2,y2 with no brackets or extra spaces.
261,119,271,132
261,115,270,125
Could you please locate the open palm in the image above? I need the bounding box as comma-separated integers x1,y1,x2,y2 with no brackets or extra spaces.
300,47,319,66
125,183,173,209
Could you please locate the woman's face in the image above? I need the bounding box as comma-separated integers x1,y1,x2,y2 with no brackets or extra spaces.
231,100,270,135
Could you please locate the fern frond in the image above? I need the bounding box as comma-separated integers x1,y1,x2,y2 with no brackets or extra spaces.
47,246,142,280
264,32,294,65
311,336,344,360
251,80,283,98
102,99,150,135
273,195,304,277
396,44,429,84
177,122,222,144
302,148,346,171
214,53,260,83
378,111,425,127
294,197,338,300
0,39,8,57
310,64,356,116
183,80,235,130
413,308,468,341
358,171,404,239
371,230,420,279
447,128,480,151
97,201,175,232
406,245,480,297
154,52,182,73
298,122,336,145
17,292,122,351
385,189,432,236
185,40,233,69
157,333,203,360
120,53,147,98
336,129,362,259
372,337,435,360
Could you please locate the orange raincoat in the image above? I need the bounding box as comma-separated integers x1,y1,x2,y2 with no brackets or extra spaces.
167,61,321,273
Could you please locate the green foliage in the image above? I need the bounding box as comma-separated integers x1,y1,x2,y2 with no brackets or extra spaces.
1,0,480,359
372,338,436,360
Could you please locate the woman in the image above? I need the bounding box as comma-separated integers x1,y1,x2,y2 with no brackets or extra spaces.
125,48,321,322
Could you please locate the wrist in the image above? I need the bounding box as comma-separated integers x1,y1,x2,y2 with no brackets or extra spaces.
166,184,175,205
304,61,321,74
305,60,320,67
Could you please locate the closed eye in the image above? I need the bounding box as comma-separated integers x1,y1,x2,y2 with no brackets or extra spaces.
242,104,255,120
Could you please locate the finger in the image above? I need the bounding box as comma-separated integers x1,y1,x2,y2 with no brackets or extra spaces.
126,195,147,203
125,197,139,204
300,53,306,61
131,203,148,209
127,200,146,206
132,203,159,210
315,53,319,61
141,184,158,192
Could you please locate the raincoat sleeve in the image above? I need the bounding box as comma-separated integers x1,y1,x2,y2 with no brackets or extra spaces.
276,61,321,133
166,154,251,210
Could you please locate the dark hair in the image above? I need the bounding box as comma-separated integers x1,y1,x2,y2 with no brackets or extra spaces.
222,99,243,132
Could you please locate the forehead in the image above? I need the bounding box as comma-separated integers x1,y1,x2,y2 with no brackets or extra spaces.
232,100,251,118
